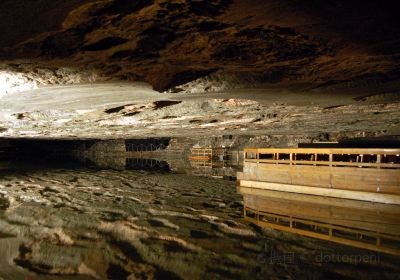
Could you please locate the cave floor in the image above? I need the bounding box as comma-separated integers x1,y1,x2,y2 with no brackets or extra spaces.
1,164,400,279
1,82,399,138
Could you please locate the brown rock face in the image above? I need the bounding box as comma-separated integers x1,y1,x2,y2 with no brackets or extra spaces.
1,0,400,92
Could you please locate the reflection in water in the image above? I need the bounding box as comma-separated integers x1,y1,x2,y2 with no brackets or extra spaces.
240,190,400,255
189,147,238,179
0,155,268,279
125,158,171,172
1,140,400,279
0,138,243,178
125,138,170,152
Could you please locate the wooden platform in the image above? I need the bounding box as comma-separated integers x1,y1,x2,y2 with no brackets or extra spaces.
239,148,400,203
238,147,400,254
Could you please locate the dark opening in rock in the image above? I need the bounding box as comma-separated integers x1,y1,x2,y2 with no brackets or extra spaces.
82,37,128,52
153,100,182,109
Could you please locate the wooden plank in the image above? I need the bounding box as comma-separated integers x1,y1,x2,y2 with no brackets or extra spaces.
243,162,400,182
241,163,400,194
244,159,400,168
189,156,211,161
239,180,400,204
243,162,400,176
239,187,400,213
244,148,259,153
245,148,400,155
240,174,400,194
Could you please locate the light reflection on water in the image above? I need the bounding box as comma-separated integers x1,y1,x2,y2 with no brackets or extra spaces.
241,189,400,256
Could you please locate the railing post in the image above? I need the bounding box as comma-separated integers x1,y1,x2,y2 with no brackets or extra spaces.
377,154,381,169
377,177,381,192
256,150,259,164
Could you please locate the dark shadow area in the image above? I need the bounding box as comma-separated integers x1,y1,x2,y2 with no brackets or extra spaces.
0,0,93,49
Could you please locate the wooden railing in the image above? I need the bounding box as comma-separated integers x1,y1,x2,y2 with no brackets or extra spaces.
190,148,227,161
244,148,400,169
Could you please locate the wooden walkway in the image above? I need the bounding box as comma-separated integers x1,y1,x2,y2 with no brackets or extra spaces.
238,148,400,204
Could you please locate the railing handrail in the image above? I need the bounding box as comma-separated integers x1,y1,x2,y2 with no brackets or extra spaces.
244,158,400,168
243,148,400,168
244,148,400,155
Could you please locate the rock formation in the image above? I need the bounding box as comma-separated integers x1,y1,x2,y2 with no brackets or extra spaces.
1,0,399,92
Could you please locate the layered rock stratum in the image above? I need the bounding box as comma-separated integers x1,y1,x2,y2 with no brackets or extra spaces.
1,0,400,93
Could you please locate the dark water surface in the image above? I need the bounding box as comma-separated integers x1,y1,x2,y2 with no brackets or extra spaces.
0,149,399,279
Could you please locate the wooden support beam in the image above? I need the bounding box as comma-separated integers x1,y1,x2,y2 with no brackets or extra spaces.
238,187,400,213
239,180,400,205
241,162,400,194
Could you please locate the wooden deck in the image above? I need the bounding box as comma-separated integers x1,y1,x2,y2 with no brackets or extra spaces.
239,148,400,203
238,147,400,254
